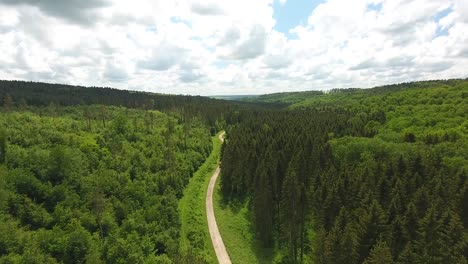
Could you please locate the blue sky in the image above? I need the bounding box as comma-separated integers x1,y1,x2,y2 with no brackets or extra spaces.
272,0,324,37
434,6,453,37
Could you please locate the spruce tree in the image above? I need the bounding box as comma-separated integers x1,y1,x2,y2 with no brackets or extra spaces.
0,129,6,164
358,199,387,262
363,240,394,264
281,153,301,262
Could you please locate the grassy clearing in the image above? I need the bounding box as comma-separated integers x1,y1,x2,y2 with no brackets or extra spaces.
179,132,223,263
213,181,276,264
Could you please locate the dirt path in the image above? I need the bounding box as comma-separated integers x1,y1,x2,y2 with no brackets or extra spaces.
206,132,231,264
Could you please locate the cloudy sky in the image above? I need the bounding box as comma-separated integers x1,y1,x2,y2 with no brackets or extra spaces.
0,0,466,95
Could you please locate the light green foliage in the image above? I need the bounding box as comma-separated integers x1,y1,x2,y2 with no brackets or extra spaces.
252,79,468,178
0,105,212,263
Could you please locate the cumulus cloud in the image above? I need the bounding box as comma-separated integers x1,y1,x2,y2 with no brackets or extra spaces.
179,70,203,83
104,62,129,82
264,54,291,69
218,27,241,46
350,56,416,71
138,44,186,71
0,0,467,95
191,3,224,16
0,0,110,25
228,25,267,60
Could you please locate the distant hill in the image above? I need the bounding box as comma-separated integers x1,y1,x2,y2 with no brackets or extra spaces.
245,79,468,109
0,80,226,109
0,80,263,127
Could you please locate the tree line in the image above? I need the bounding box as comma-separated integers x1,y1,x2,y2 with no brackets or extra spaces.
0,80,266,134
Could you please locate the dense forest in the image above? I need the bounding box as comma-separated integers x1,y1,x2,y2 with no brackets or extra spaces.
0,89,219,262
0,79,467,263
0,80,263,134
221,79,467,263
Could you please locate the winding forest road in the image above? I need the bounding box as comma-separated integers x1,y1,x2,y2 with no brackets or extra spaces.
206,132,231,264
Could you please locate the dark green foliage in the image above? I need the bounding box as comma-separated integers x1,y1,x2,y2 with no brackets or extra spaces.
0,129,5,163
222,80,468,263
0,80,264,131
47,146,71,185
363,240,394,264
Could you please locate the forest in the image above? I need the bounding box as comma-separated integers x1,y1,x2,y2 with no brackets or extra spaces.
0,93,218,262
221,79,467,263
0,80,261,134
0,79,467,263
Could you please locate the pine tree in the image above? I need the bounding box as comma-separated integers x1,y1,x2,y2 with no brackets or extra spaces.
281,153,301,262
338,223,360,264
2,94,13,110
363,240,394,264
397,242,418,263
84,106,94,131
437,210,467,263
388,216,406,258
403,202,418,242
414,206,444,263
0,129,6,164
253,157,274,246
358,199,387,262
313,227,332,264
323,207,360,264
460,179,468,228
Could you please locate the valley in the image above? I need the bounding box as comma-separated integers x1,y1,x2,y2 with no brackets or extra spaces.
0,79,466,263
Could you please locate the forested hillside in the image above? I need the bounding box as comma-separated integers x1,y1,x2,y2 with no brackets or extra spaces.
1,79,466,263
0,101,215,262
222,80,467,263
0,80,260,133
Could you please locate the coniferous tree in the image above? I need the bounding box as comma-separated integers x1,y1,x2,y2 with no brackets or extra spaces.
403,202,418,242
0,129,6,164
281,153,302,262
460,180,468,228
3,94,13,110
363,241,394,264
414,206,445,263
358,199,387,262
253,153,274,246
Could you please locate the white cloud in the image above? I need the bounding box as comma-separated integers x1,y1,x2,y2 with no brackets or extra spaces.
0,0,110,25
139,43,186,71
0,0,466,95
218,27,241,46
191,2,224,16
227,25,267,60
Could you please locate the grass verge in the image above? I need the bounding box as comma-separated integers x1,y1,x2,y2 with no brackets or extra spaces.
179,132,223,263
213,180,275,263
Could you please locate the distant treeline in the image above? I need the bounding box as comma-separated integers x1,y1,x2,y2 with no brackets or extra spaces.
0,80,266,131
247,78,468,108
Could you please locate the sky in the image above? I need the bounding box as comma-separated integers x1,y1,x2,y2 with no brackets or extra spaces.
0,0,467,95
